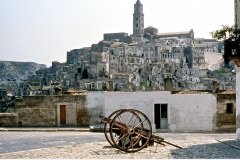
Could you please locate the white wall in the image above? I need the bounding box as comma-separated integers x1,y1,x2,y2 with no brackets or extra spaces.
86,91,106,124
86,91,217,132
170,94,216,132
204,52,223,70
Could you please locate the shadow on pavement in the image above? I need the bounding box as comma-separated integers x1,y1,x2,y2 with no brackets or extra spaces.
171,139,240,159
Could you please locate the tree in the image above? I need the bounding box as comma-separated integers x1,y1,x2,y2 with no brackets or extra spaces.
210,25,240,64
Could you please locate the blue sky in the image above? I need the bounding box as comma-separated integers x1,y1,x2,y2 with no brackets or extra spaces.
0,0,234,67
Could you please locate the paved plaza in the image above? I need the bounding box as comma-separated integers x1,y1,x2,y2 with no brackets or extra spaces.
0,132,240,159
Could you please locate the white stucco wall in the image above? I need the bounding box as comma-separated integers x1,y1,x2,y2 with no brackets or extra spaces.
170,94,216,132
104,91,171,121
86,91,217,132
86,91,105,124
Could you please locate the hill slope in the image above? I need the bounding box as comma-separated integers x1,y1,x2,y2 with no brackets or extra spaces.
0,61,47,89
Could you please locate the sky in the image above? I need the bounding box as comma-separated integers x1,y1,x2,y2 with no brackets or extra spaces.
0,0,234,67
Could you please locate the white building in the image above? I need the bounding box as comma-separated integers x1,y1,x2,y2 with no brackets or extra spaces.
87,91,218,132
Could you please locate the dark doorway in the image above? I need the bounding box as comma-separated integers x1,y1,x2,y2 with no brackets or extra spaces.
60,105,66,124
154,104,161,128
154,104,168,129
226,103,233,114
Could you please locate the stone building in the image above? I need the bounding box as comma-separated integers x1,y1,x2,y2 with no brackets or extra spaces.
0,89,7,99
144,26,158,36
193,40,205,69
67,48,91,65
155,29,194,46
103,32,128,41
216,91,236,132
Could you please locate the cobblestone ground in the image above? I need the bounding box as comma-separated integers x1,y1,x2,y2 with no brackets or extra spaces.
1,133,240,159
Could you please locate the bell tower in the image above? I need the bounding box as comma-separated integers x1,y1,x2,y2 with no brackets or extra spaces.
133,0,144,38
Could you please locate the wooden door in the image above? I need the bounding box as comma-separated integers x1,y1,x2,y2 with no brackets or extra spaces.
60,105,66,124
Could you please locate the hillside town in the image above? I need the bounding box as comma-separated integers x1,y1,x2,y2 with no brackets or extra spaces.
1,0,231,97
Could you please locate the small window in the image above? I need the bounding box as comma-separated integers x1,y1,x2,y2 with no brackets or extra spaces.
78,68,81,73
226,103,233,114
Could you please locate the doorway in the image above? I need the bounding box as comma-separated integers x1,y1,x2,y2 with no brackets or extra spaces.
60,105,66,124
154,104,168,129
56,103,77,127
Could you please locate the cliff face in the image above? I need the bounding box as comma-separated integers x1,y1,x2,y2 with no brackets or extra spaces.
0,61,47,89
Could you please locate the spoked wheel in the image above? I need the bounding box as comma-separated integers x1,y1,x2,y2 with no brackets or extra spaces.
103,109,126,148
109,109,152,153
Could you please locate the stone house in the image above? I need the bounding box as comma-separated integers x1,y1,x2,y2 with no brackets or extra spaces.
192,43,205,69
155,29,195,46
0,89,7,99
103,32,128,41
66,48,91,65
215,90,236,132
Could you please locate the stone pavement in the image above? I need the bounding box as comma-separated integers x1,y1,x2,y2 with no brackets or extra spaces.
1,133,240,159
0,127,90,132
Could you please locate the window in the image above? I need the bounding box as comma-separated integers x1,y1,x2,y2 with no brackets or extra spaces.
136,23,138,28
78,68,81,73
226,103,234,114
136,17,138,21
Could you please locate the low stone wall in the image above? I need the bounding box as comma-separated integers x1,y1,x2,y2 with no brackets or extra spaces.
0,95,88,127
0,113,18,127
16,96,56,127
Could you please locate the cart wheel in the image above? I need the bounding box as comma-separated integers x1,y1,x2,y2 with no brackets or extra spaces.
109,109,152,152
103,109,126,148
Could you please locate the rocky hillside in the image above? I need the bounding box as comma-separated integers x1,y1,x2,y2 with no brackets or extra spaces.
0,61,47,89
